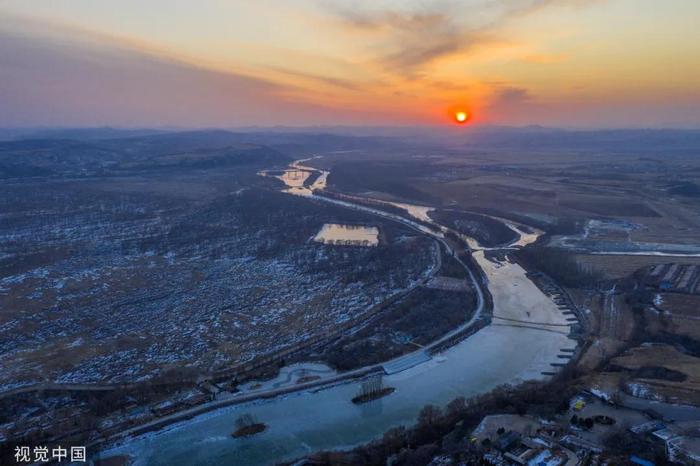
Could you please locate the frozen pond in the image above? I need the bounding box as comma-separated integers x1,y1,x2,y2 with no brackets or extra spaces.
276,169,310,188
258,167,319,196
389,202,434,223
238,363,337,393
313,223,379,247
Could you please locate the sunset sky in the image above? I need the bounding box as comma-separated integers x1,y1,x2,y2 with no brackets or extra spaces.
1,0,699,128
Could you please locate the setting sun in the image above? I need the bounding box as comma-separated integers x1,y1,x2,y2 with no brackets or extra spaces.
454,111,470,124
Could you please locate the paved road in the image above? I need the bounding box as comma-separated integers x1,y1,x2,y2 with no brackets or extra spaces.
602,284,620,338
0,382,127,400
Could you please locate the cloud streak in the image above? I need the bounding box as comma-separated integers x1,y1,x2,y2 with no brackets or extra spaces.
0,15,388,127
1,1,698,128
325,0,603,75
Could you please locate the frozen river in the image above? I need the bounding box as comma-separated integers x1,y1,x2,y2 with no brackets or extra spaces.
100,158,576,466
105,326,571,466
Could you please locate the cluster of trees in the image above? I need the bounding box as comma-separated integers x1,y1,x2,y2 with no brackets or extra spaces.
516,246,602,288
604,431,667,464
0,365,210,464
439,251,468,279
624,278,700,358
428,210,518,248
321,288,474,371
327,161,440,205
668,181,700,197
304,372,580,466
570,414,595,430
300,365,667,466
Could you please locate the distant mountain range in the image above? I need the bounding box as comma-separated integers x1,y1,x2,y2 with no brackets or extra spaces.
0,130,292,179
1,126,699,179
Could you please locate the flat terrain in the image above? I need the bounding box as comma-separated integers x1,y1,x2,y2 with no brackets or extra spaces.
3,128,700,465
320,132,700,251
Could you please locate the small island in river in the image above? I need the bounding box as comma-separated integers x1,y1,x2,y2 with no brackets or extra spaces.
352,375,395,404
232,413,267,438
